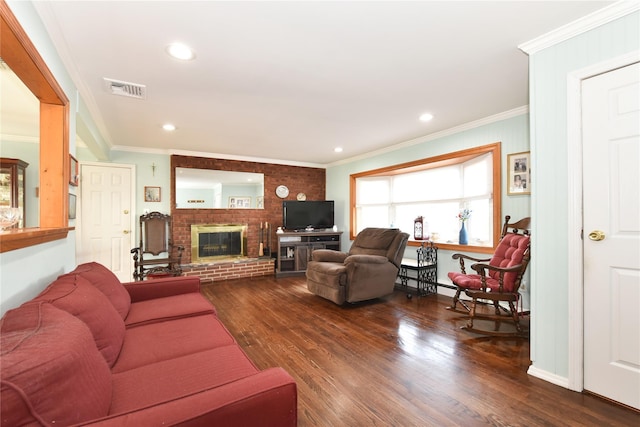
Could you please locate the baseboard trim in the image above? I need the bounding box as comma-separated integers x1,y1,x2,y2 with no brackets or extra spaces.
527,365,571,389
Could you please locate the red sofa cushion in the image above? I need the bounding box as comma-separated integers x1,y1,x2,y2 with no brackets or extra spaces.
125,292,216,327
31,274,125,367
110,345,259,414
68,261,131,319
1,303,112,426
112,314,237,373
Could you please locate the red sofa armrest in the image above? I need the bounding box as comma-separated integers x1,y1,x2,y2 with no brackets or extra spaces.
123,276,201,302
80,368,297,427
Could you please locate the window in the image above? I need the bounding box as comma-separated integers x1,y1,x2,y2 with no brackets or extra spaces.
0,3,70,252
350,143,501,254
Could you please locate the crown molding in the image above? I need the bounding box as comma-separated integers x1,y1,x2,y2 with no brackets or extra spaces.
110,145,327,169
327,106,529,168
519,1,640,55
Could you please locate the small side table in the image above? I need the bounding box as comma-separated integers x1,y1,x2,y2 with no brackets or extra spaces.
398,241,437,296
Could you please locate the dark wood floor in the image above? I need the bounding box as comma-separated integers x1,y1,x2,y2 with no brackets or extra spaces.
200,276,638,427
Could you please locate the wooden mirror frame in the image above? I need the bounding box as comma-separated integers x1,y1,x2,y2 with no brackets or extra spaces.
0,1,71,252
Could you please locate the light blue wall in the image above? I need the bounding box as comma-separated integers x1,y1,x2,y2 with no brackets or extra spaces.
527,12,639,379
326,112,532,299
0,1,82,316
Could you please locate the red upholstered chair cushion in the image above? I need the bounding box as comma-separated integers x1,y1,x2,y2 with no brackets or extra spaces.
68,261,131,319
1,303,112,426
487,233,529,291
447,233,529,293
32,274,126,367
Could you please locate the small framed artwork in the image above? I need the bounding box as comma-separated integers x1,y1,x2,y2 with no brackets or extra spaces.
229,196,251,208
144,186,161,202
507,151,531,195
69,155,79,186
69,194,77,219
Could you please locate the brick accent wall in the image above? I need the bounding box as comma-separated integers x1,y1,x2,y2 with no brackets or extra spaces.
171,155,326,269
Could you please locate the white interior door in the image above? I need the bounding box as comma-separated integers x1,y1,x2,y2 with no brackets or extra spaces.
78,162,135,282
582,62,640,410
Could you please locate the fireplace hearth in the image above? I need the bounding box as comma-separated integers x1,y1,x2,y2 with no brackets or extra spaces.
191,224,248,263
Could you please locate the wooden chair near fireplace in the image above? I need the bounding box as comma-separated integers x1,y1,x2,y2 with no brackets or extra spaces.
131,211,184,281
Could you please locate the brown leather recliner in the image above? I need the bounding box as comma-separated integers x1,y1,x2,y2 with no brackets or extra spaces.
306,228,409,305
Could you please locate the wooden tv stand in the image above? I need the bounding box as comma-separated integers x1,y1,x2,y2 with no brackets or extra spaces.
275,230,342,278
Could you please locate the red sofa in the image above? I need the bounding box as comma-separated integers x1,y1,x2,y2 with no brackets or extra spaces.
0,262,297,426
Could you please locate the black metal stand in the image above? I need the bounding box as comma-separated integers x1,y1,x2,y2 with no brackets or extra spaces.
398,241,437,297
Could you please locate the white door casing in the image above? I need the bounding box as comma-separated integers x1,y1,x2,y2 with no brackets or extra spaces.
78,162,135,282
582,62,640,409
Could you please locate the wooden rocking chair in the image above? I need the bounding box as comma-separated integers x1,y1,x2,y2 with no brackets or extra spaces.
131,211,184,281
446,215,531,336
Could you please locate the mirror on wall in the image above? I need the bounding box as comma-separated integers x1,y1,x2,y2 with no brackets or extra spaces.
0,59,40,228
175,167,264,209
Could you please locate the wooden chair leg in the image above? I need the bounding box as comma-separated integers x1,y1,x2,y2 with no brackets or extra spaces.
447,288,461,309
508,300,523,333
465,297,478,330
447,288,471,313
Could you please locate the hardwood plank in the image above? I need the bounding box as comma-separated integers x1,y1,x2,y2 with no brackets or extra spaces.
201,276,639,426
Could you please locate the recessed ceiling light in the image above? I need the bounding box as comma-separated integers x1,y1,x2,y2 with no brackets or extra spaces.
419,113,434,122
162,123,176,131
166,43,196,61
334,147,343,153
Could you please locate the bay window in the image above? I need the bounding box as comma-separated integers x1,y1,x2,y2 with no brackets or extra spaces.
350,143,501,253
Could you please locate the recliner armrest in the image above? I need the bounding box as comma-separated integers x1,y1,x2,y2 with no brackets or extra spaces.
344,254,389,265
312,249,348,263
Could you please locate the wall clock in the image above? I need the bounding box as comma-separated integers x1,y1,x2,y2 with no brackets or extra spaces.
275,185,289,198
296,192,306,201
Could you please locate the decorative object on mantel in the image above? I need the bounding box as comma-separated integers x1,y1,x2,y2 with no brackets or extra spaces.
296,192,306,201
275,185,289,198
457,208,471,245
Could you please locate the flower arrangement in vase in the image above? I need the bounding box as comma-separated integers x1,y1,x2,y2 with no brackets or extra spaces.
457,208,471,245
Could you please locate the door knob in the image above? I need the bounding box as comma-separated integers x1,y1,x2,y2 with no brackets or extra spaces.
588,230,605,241
123,230,130,234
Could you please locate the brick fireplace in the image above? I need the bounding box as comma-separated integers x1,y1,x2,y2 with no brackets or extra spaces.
171,155,326,282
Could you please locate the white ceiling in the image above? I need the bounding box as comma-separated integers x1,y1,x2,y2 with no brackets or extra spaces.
7,1,614,165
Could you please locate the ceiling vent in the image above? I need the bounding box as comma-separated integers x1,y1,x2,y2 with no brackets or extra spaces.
104,77,146,99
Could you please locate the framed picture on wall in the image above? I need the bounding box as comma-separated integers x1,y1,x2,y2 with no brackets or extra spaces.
144,186,161,202
507,151,531,195
69,194,77,219
69,155,79,186
229,196,251,208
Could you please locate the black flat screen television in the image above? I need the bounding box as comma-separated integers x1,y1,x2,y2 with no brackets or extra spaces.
282,200,334,231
